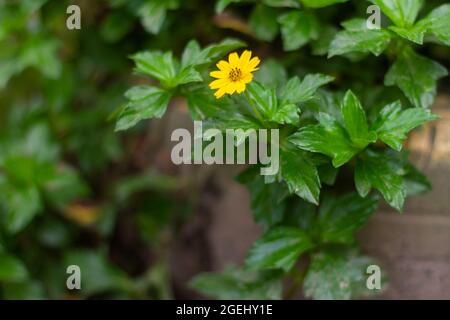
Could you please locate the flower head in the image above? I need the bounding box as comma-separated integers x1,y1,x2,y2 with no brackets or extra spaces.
209,50,260,99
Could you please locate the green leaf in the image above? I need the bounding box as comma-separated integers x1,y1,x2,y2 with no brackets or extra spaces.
372,101,439,151
272,103,300,125
64,250,129,296
318,162,338,186
191,267,282,300
246,227,314,272
404,163,431,196
2,281,46,299
182,38,245,67
422,4,450,46
215,0,244,13
300,0,349,8
385,48,448,108
263,0,300,8
132,51,177,86
200,38,246,65
181,40,202,68
138,0,179,34
0,253,28,282
173,65,203,85
2,186,41,234
116,86,172,131
355,149,406,211
289,113,360,168
237,167,288,230
186,87,224,120
328,29,391,57
249,4,279,42
389,21,428,45
280,74,334,105
317,193,378,244
370,0,424,27
304,247,378,300
278,11,320,51
341,90,377,147
246,81,278,119
280,148,321,205
311,25,338,56
254,59,287,89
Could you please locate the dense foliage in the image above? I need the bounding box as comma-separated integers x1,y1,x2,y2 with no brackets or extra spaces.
0,0,449,299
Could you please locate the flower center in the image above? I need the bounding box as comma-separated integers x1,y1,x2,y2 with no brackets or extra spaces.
228,68,242,82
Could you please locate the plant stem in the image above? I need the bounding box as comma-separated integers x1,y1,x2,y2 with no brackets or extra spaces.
284,256,311,299
244,90,265,124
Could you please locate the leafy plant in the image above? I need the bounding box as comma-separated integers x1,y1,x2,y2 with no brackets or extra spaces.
0,0,448,300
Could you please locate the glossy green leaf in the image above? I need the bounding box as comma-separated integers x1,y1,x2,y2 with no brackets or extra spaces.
181,40,202,68
329,29,391,57
249,4,279,42
341,90,377,148
0,253,28,282
132,51,177,86
278,11,320,51
246,81,278,119
370,0,424,27
271,103,300,125
254,59,287,89
280,74,334,105
138,0,179,34
289,113,360,168
304,248,379,300
116,86,172,131
280,148,321,205
3,186,41,234
246,227,314,271
263,0,300,8
372,101,439,151
422,4,450,46
389,22,428,45
237,167,289,230
300,0,349,8
191,267,282,300
64,250,130,296
317,193,378,244
385,48,448,108
355,149,406,211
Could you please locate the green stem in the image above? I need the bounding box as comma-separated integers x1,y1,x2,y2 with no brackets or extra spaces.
284,256,311,300
244,90,265,125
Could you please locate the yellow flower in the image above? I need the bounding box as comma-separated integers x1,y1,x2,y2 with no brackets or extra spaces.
209,50,260,99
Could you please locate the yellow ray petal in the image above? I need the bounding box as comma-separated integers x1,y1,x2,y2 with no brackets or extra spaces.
228,52,240,68
210,70,227,79
214,87,227,99
241,73,253,84
247,57,260,71
235,82,246,93
209,78,230,89
216,60,231,72
225,82,237,94
239,50,252,68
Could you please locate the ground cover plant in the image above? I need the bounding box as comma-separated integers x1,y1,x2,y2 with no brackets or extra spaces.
0,0,449,299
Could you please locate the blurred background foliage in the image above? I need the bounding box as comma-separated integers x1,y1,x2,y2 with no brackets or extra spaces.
0,0,448,299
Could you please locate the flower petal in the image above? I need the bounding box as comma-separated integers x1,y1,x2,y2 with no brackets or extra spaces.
247,57,260,72
214,87,227,99
235,82,246,93
210,70,227,79
241,73,253,84
228,52,240,68
239,50,252,68
209,78,230,89
216,60,231,72
225,82,237,94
